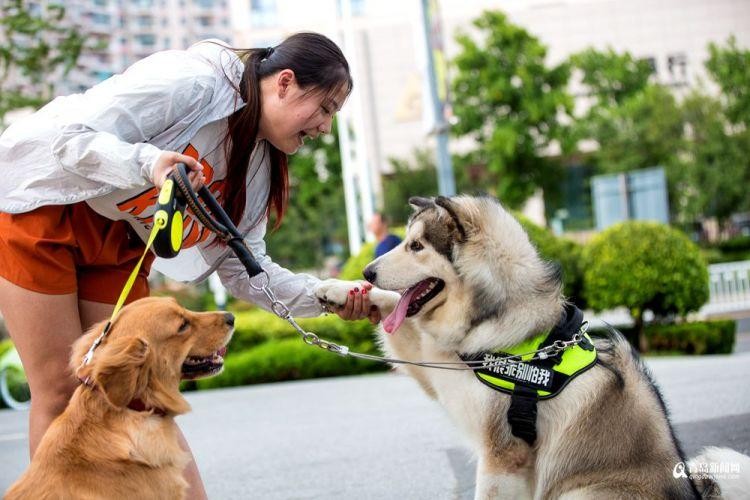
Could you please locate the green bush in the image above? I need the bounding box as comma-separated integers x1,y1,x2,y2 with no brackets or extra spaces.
645,320,735,355
339,242,375,281
228,308,375,353
582,221,709,350
516,214,585,307
0,339,12,358
590,320,735,355
702,235,750,263
0,339,31,409
196,338,386,389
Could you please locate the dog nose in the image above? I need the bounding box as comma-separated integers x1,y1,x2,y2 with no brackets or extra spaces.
363,266,376,284
224,312,235,326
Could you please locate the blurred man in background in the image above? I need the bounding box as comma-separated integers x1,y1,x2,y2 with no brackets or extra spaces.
368,212,401,258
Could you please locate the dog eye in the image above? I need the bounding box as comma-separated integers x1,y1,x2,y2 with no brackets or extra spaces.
409,240,424,252
178,319,191,333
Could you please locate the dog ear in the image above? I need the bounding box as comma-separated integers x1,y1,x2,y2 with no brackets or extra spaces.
408,196,434,211
435,196,468,243
89,337,150,409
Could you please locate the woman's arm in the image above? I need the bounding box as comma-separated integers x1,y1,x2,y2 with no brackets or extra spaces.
50,50,217,188
216,220,325,318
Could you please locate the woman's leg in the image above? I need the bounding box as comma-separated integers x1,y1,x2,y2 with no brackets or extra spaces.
79,298,208,500
0,277,82,456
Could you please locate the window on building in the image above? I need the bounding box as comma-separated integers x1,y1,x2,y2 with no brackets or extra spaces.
194,0,215,7
251,0,277,28
667,53,688,82
93,0,108,6
132,0,154,7
197,16,212,27
137,15,154,27
134,34,156,46
163,37,171,48
92,13,111,24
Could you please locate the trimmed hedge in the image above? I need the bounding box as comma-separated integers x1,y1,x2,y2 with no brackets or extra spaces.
590,320,736,355
645,320,735,355
196,338,386,389
228,309,375,353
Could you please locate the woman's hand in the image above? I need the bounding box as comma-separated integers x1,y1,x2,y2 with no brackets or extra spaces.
334,282,382,324
151,151,205,190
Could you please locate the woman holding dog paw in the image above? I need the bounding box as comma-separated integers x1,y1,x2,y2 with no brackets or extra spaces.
0,32,376,499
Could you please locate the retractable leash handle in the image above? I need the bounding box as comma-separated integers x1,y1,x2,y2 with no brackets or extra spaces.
152,176,187,258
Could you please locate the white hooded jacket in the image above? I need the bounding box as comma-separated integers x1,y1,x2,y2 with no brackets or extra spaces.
0,40,324,317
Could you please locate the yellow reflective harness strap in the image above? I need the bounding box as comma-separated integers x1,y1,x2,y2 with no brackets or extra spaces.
81,212,168,367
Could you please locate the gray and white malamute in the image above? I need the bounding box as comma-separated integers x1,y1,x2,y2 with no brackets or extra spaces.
315,195,750,499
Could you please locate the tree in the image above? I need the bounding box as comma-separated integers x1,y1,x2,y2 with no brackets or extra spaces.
451,10,572,208
0,0,87,127
583,83,684,175
383,149,439,225
266,121,348,270
678,90,750,228
705,36,750,128
569,48,685,211
582,221,709,351
569,47,652,108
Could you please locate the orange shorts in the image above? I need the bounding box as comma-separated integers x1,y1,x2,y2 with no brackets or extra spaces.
0,203,154,304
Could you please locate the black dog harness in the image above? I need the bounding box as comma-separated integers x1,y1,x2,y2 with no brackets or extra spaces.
459,305,596,446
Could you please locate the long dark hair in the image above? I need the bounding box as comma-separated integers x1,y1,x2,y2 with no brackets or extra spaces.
223,32,353,229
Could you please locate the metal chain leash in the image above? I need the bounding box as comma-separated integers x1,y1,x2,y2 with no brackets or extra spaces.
249,272,589,372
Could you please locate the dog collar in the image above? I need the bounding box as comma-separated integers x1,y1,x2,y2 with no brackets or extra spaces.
459,304,596,445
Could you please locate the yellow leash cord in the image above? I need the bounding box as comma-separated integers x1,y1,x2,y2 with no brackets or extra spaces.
80,211,169,367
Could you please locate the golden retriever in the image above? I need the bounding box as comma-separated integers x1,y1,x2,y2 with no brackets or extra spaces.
5,296,234,500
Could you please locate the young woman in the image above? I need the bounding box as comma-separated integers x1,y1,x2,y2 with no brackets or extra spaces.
0,32,375,498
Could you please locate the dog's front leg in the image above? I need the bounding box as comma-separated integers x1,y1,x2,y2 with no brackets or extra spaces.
314,279,399,313
474,453,532,500
378,321,438,399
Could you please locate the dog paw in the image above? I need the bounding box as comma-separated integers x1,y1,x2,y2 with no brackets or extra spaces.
314,279,358,308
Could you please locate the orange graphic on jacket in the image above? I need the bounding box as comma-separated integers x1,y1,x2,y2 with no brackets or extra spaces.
116,144,226,249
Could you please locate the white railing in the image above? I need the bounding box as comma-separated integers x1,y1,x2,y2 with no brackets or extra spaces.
701,260,750,316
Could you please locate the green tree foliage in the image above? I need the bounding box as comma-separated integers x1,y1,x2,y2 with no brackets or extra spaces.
570,48,687,222
679,90,750,227
583,84,684,178
266,121,348,270
582,221,709,351
706,36,750,127
570,48,652,107
383,149,439,225
451,10,572,208
0,0,87,127
673,37,750,229
570,48,683,179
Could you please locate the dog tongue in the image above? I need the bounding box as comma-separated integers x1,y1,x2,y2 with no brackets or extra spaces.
383,286,419,334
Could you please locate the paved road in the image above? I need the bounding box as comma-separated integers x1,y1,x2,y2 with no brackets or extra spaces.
2,351,749,498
